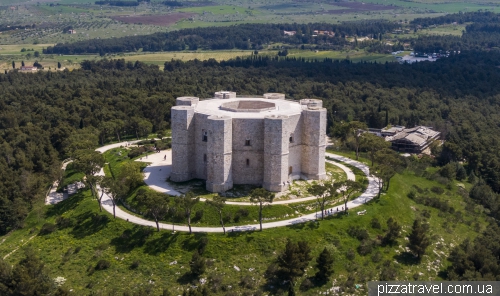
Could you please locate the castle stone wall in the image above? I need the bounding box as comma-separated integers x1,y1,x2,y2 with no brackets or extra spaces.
206,115,233,192
170,106,195,182
171,93,327,193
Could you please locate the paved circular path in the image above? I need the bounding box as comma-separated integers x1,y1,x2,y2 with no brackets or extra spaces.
95,141,380,233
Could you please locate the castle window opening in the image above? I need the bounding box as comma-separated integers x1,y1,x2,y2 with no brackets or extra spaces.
289,134,294,143
246,159,250,166
203,154,207,162
289,166,293,175
245,139,251,146
202,130,208,142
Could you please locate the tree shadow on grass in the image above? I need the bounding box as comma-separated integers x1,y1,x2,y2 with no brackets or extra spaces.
110,225,156,253
143,231,180,255
287,220,320,231
394,252,420,265
181,233,207,252
177,272,198,285
45,191,85,217
69,211,110,239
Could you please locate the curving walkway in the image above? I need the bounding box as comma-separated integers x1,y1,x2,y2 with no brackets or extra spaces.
138,150,355,205
91,141,380,232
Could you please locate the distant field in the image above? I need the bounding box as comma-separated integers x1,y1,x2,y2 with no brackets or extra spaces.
178,5,259,15
0,48,402,72
121,50,262,65
287,49,397,63
110,12,196,26
0,44,54,54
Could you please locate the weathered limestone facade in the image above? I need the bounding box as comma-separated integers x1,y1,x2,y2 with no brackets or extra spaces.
171,92,327,192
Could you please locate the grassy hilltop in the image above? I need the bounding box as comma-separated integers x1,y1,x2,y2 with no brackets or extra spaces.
0,148,488,295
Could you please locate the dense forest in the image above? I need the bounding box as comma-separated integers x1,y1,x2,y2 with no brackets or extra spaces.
42,21,399,54
41,12,500,56
2,51,500,237
408,12,500,52
411,11,500,27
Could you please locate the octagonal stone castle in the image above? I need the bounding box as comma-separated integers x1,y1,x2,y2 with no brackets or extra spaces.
170,91,327,192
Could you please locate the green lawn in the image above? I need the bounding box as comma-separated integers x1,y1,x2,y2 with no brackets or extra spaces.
0,158,486,294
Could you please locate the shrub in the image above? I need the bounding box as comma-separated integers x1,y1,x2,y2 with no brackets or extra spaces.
431,186,444,195
95,259,111,270
236,208,249,217
347,226,369,241
379,260,397,281
208,273,224,292
56,216,73,229
130,260,140,269
371,251,382,263
194,210,204,221
411,184,424,194
346,249,356,261
239,275,254,289
39,223,57,235
198,237,208,255
371,217,381,229
299,278,314,291
357,239,375,256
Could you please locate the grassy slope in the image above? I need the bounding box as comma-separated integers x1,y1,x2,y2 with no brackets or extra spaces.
0,151,487,295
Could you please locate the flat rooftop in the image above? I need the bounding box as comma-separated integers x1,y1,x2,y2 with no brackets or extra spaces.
195,97,304,118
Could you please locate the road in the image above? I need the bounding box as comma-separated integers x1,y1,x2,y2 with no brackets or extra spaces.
92,141,380,233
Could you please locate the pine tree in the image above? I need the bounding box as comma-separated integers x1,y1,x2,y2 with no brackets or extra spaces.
58,61,62,69
12,61,15,69
189,250,206,277
277,240,312,294
408,219,431,259
456,164,467,181
315,247,334,281
383,217,401,246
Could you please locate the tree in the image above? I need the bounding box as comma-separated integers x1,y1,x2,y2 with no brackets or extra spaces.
7,249,53,295
11,61,15,69
315,247,334,282
102,176,128,218
348,121,368,160
407,219,431,259
206,194,227,234
34,51,40,58
374,148,403,190
57,61,61,69
176,191,199,234
277,240,312,294
116,162,144,190
383,217,401,246
189,250,206,277
73,150,105,209
137,190,169,232
21,61,25,67
249,188,275,231
307,182,337,220
337,180,363,213
360,132,391,166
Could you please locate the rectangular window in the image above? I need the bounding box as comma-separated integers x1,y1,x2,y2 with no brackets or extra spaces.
202,130,207,142
203,154,207,162
245,139,251,146
246,159,250,166
289,135,294,143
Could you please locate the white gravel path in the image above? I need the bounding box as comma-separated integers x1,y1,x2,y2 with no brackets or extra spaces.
92,141,380,232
